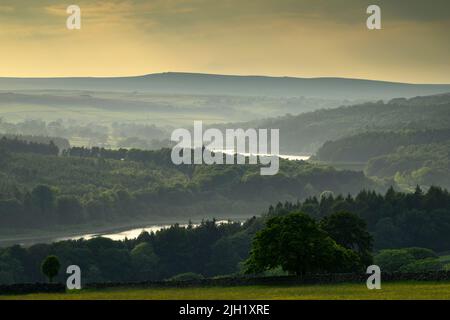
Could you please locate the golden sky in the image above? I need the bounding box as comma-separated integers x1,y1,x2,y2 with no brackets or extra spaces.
1,0,449,83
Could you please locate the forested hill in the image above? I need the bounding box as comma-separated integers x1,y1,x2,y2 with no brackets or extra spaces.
0,139,377,230
316,129,450,163
311,95,450,191
240,93,450,154
365,142,450,190
1,72,450,99
315,132,450,191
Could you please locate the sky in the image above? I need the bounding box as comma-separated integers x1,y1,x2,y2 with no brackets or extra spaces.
1,0,449,83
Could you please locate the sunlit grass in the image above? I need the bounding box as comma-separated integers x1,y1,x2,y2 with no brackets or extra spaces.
2,281,450,300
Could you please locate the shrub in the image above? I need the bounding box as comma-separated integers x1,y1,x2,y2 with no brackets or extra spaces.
374,249,415,273
399,258,444,273
403,247,438,260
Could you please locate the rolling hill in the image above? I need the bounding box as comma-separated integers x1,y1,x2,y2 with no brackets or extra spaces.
1,72,450,99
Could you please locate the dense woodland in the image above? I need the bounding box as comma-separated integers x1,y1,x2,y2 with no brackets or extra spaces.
0,138,376,229
269,186,450,252
1,187,450,284
365,142,450,190
315,129,450,190
0,133,69,152
316,129,450,163
0,137,59,156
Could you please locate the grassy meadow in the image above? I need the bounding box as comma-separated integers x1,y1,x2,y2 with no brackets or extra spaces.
2,281,450,300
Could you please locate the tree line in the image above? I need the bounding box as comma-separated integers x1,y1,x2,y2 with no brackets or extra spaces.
0,137,59,156
268,186,450,251
0,210,372,285
1,186,450,284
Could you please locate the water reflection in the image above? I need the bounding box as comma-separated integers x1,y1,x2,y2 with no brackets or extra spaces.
57,220,235,242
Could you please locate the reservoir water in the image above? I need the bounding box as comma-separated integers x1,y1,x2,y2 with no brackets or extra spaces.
57,220,236,242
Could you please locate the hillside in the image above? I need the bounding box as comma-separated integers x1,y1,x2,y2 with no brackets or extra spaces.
237,93,450,154
1,72,450,99
366,142,450,190
316,129,450,163
0,140,377,231
309,96,450,190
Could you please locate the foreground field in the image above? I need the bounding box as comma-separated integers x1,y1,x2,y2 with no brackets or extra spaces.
2,281,450,300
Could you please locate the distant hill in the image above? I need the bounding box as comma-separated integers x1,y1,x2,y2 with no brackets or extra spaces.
1,72,450,100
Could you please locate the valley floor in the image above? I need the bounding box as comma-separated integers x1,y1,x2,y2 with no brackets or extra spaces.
2,281,450,300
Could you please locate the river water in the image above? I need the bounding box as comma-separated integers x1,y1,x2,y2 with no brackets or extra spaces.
212,149,310,161
56,220,236,242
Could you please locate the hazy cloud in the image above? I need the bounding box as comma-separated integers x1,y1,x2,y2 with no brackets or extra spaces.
0,0,449,82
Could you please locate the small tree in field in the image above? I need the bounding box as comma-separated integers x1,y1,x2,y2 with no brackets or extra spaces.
41,255,60,283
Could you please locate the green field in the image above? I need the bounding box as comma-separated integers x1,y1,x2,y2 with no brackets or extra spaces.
2,282,450,300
